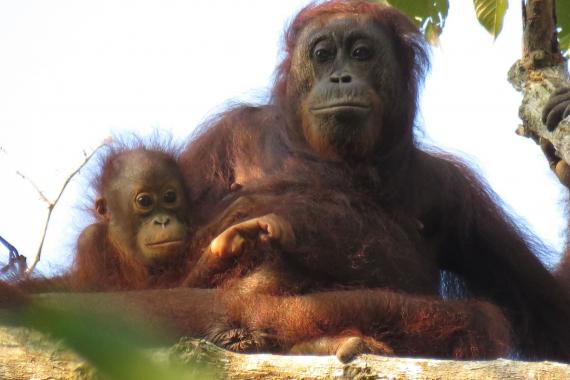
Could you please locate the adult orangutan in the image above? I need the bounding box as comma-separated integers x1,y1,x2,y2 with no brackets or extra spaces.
179,0,570,361
3,0,570,363
184,178,511,360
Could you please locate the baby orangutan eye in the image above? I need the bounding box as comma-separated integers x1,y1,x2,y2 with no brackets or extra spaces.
135,193,154,210
163,189,177,204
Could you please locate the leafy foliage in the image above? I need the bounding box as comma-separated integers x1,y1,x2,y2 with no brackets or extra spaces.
14,303,213,380
556,0,570,57
385,0,449,44
386,0,568,57
473,0,509,39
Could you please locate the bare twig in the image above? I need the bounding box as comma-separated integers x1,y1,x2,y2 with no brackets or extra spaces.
15,171,51,205
24,142,108,276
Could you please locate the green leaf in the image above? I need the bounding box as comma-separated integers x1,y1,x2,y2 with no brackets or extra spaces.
473,0,509,39
385,0,450,44
556,0,570,57
19,304,213,380
424,20,444,45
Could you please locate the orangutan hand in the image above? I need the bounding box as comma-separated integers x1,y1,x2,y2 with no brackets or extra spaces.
209,213,296,259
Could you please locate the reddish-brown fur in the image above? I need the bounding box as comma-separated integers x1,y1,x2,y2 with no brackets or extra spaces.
68,144,193,291
0,144,273,351
6,143,195,293
2,0,570,362
183,177,513,359
179,0,570,361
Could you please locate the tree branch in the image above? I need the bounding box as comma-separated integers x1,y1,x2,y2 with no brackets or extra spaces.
1,289,569,379
522,0,564,69
1,326,570,379
24,142,107,276
509,0,569,165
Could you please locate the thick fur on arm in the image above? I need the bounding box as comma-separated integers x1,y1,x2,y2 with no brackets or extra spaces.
431,153,570,360
222,288,511,359
179,106,282,223
69,224,149,291
212,164,436,293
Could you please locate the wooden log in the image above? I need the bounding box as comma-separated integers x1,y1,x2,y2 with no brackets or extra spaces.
1,289,569,379
1,327,570,380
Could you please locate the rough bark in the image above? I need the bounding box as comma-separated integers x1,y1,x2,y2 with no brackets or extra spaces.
509,0,570,163
1,289,570,380
1,327,570,380
521,0,564,69
509,62,570,160
0,327,94,380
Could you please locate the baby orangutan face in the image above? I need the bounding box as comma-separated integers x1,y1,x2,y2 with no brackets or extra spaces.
97,150,190,263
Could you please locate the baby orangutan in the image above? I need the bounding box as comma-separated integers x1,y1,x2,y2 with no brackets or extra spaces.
69,145,193,290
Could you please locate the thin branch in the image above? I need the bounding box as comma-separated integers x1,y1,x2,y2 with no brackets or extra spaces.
15,171,52,206
25,142,108,276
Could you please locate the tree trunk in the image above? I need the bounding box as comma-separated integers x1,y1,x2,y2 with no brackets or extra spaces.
509,0,570,163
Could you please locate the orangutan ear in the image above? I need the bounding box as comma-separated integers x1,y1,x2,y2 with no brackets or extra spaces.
95,198,108,218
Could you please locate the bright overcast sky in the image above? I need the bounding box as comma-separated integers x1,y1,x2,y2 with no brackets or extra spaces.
0,1,567,274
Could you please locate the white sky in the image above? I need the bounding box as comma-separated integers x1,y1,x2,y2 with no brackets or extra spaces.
0,1,566,274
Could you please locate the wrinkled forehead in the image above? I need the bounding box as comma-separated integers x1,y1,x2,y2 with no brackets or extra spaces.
295,14,390,49
110,151,178,187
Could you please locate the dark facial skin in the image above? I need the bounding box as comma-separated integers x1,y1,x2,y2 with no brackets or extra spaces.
96,151,189,263
288,15,403,160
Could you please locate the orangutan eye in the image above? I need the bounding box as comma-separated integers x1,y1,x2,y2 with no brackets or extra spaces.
352,46,372,60
314,48,334,62
162,189,177,204
135,193,154,209
312,40,335,63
